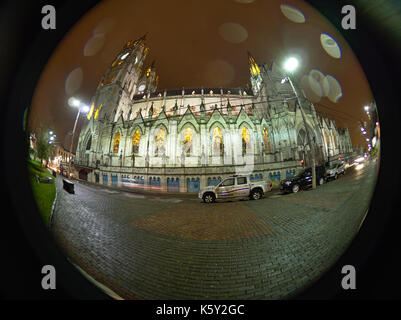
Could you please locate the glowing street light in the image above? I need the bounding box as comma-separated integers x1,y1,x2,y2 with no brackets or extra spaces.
283,57,299,72
68,97,81,107
282,56,317,189
68,97,90,176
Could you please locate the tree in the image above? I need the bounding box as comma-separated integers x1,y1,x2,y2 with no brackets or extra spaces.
36,127,54,165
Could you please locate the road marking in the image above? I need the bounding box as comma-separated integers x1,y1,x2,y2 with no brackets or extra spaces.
123,193,145,199
153,198,183,203
103,189,119,194
269,195,283,199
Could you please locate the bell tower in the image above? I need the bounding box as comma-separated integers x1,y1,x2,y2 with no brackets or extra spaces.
90,34,150,122
135,60,158,96
248,51,263,96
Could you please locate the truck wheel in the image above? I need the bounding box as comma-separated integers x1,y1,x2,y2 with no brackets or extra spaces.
203,192,215,203
292,184,300,193
250,189,263,200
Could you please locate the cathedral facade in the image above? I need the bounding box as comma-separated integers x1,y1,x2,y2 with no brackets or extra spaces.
74,35,353,192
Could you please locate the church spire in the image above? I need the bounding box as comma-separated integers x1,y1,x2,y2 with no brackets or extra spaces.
248,51,260,76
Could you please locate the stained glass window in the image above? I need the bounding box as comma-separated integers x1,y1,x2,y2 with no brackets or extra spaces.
94,104,102,119
155,127,166,147
242,127,251,154
133,130,140,153
113,132,120,153
183,128,193,154
263,127,270,151
212,127,223,155
325,132,330,148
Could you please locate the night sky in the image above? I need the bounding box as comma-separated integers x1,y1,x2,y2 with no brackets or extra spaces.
28,0,374,152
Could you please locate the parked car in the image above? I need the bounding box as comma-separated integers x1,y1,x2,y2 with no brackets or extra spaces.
280,165,327,193
326,161,345,181
199,175,272,203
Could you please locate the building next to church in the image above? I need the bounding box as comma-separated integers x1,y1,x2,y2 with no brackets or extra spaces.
74,35,353,192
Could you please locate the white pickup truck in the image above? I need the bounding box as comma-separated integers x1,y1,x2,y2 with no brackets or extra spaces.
198,175,272,203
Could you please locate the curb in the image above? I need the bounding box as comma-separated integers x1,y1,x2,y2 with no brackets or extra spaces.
67,258,124,300
48,177,58,229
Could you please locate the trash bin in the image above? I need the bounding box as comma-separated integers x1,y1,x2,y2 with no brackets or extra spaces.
63,179,75,194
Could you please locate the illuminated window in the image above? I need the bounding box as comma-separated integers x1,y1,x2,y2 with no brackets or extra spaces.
87,102,95,120
132,130,140,153
242,127,251,154
183,128,193,154
94,104,102,119
212,127,223,155
325,132,330,148
104,71,117,84
249,56,260,76
113,132,120,153
263,127,270,151
155,127,166,149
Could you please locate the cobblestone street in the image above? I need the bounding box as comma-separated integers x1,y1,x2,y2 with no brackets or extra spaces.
51,160,377,299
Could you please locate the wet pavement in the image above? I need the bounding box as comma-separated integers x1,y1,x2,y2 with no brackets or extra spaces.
50,160,377,299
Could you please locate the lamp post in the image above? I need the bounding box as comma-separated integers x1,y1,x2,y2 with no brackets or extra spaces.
67,97,89,178
282,57,317,189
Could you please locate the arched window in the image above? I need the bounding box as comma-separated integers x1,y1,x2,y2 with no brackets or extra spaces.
132,130,141,153
113,132,120,153
325,132,330,148
182,127,193,154
241,127,251,154
212,127,223,155
86,135,92,151
262,128,270,151
156,127,166,147
155,127,166,156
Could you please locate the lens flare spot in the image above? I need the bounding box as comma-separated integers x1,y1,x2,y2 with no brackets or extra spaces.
310,69,330,97
326,74,343,103
280,4,306,23
218,22,248,44
65,67,83,95
83,33,105,57
320,33,342,59
300,74,322,103
93,17,115,35
203,60,235,86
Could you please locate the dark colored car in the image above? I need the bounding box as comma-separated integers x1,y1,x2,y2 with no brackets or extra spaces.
280,165,327,193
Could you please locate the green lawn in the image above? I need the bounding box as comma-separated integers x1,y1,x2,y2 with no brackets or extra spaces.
27,159,56,226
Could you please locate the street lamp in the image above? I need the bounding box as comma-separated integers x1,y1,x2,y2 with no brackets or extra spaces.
282,56,317,189
68,97,89,178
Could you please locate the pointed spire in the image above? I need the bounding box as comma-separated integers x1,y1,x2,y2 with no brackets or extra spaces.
248,50,260,76
139,32,148,41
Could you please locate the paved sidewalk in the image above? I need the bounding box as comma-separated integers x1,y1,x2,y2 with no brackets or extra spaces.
51,162,377,299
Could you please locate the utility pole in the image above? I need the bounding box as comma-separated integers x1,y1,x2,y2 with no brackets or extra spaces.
286,76,316,189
